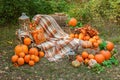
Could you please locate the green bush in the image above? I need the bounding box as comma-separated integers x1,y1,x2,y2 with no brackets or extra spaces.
0,0,68,26
66,0,120,24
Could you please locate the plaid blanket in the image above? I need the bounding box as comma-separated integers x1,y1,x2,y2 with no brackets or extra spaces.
17,14,83,61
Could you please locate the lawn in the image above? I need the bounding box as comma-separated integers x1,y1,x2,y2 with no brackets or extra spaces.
0,22,120,80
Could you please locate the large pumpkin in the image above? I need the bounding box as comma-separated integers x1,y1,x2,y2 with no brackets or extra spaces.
100,50,111,60
94,54,105,64
14,44,28,55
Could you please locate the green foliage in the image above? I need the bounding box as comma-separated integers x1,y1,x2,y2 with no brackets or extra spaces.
92,63,105,74
0,0,68,26
66,0,120,24
92,56,119,73
99,40,107,50
102,56,119,68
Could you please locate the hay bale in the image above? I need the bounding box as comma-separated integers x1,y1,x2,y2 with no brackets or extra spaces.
50,13,68,27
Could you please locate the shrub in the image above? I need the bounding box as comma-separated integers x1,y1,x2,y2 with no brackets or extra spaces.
0,0,68,26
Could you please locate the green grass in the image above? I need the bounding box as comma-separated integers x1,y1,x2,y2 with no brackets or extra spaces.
0,23,120,80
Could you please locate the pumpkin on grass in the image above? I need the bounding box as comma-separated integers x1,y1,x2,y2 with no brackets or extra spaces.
17,57,24,66
11,55,19,63
29,60,35,66
106,41,114,51
76,55,83,62
94,54,105,64
39,51,45,58
72,60,81,67
14,44,28,55
100,50,111,60
84,58,89,65
24,55,30,63
68,18,77,27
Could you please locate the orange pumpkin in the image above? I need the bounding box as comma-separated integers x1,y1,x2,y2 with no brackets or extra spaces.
39,51,45,58
30,55,35,61
89,38,96,43
76,55,83,62
88,54,94,59
94,54,105,64
93,42,99,48
75,34,79,38
29,47,39,56
83,35,90,41
19,52,25,58
29,60,35,66
84,58,90,65
81,51,89,59
17,57,24,66
14,44,28,55
106,41,114,51
68,18,77,27
69,33,74,38
34,56,40,63
79,33,84,40
100,50,111,60
11,55,19,63
24,37,31,46
93,36,99,40
24,55,30,63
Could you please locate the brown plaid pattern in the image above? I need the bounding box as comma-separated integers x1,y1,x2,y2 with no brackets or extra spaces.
19,14,82,61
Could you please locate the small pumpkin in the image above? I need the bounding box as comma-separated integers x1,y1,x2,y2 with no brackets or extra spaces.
69,33,74,38
79,33,84,40
76,55,83,62
72,60,81,68
19,52,25,58
34,56,40,63
84,58,89,65
30,55,35,61
39,51,45,58
88,59,97,68
93,42,99,48
14,44,28,55
29,47,39,56
24,55,30,63
68,18,77,27
11,55,19,63
94,54,105,64
74,34,79,38
106,41,114,51
17,57,24,66
88,54,94,59
29,60,35,66
81,51,89,59
24,37,31,46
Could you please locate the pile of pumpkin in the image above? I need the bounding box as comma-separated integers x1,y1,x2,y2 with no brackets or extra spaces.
69,25,115,68
70,25,102,49
11,37,45,67
72,41,114,68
